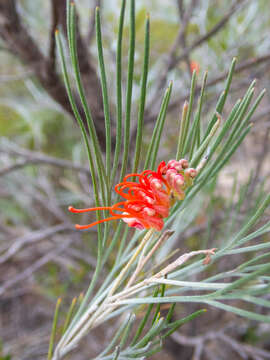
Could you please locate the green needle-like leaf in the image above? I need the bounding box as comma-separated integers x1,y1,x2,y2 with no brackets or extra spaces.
133,14,150,174
111,0,126,185
119,0,135,183
144,83,172,169
96,7,111,188
48,298,61,360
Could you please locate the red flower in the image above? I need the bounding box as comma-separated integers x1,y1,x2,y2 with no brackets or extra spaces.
190,60,200,75
69,159,197,231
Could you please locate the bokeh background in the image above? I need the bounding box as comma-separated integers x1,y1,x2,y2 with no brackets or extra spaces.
0,0,270,359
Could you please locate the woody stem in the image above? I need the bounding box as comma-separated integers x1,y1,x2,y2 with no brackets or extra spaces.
107,228,155,297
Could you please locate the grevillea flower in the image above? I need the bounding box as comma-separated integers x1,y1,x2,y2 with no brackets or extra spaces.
69,159,197,231
190,60,200,75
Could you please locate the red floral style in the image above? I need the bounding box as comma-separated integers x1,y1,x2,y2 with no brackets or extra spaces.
69,159,197,231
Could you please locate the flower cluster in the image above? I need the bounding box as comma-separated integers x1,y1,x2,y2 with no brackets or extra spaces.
69,159,197,231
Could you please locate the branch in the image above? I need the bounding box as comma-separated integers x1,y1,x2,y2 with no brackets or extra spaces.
247,126,270,197
144,52,270,125
173,0,199,78
0,0,107,150
172,0,247,68
0,223,74,265
0,238,73,296
47,0,60,73
150,0,247,107
171,329,270,360
0,142,90,176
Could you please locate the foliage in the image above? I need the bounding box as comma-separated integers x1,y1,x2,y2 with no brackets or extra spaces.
43,0,270,359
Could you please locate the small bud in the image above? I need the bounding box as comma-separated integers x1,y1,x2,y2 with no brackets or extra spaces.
174,174,184,189
179,159,189,169
167,160,179,169
165,170,176,187
168,159,184,172
185,168,197,178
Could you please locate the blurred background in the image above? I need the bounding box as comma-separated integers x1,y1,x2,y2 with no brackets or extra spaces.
0,0,269,359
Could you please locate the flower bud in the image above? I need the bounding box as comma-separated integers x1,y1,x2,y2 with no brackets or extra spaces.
165,169,178,186
167,160,183,172
185,168,197,178
179,159,189,169
173,174,184,189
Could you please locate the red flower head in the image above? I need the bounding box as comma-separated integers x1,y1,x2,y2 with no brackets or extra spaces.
190,60,200,75
69,159,197,231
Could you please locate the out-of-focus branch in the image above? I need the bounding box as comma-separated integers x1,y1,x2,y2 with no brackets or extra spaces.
247,126,270,197
47,0,60,73
174,0,199,77
151,0,247,104
171,329,270,360
0,143,90,176
0,224,74,265
0,0,107,150
144,52,270,125
0,238,73,297
172,0,247,68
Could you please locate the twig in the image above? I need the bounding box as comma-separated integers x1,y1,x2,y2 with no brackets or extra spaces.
0,239,72,296
0,0,107,149
108,229,155,297
48,0,59,73
172,0,199,77
247,126,270,197
126,230,174,288
0,69,34,82
152,248,216,278
0,141,90,175
0,223,74,264
152,0,246,101
108,248,217,304
144,52,270,126
171,329,270,360
66,248,97,267
172,0,247,68
54,246,217,358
